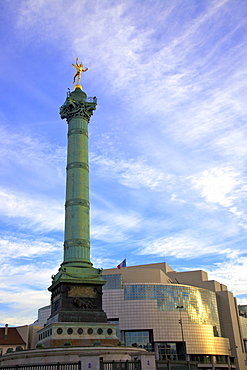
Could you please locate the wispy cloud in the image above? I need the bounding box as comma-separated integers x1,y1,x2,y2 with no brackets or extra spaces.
0,235,61,262
0,188,64,231
91,153,174,191
206,256,247,297
0,125,66,193
190,166,247,228
91,206,142,243
0,236,60,326
137,233,238,259
91,153,247,231
0,125,65,231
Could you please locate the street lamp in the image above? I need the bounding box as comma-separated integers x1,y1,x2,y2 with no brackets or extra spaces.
228,346,238,370
176,305,186,360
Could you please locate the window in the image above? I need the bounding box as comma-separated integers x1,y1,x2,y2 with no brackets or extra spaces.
124,330,153,351
157,342,178,361
103,274,122,290
190,355,211,364
215,355,227,364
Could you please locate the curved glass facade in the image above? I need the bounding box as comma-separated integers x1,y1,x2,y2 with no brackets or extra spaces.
124,284,220,332
103,274,221,334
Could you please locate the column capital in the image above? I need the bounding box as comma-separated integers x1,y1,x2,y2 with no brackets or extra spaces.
60,88,97,122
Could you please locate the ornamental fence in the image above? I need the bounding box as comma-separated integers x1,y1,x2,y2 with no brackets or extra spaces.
0,360,141,370
0,363,81,370
100,360,141,370
0,359,198,370
156,360,198,370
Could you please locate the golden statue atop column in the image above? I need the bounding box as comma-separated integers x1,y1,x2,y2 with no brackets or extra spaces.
72,57,88,89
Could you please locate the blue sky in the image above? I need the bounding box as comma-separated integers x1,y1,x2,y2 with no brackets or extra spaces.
0,0,247,326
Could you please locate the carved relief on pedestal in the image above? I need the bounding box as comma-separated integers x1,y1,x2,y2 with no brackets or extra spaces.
73,298,96,310
68,286,96,298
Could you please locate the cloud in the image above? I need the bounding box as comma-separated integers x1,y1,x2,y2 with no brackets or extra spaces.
214,130,247,162
0,234,61,326
137,231,245,260
137,234,215,259
0,240,60,326
0,188,64,232
91,153,247,239
91,153,174,191
206,256,247,297
190,166,247,228
13,0,233,95
91,207,142,243
190,166,241,208
0,125,66,232
0,125,66,193
0,288,50,326
236,297,247,305
0,235,61,263
91,256,122,270
12,0,247,154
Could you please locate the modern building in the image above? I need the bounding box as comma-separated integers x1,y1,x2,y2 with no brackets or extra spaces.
239,305,247,355
31,305,51,327
102,262,247,370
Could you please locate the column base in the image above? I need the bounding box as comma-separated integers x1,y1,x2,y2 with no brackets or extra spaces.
48,276,107,322
37,322,119,348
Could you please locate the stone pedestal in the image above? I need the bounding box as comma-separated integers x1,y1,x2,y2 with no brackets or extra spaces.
48,282,107,324
37,322,118,348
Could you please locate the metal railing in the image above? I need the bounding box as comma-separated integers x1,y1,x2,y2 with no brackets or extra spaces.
100,360,141,370
87,97,97,103
156,360,198,370
0,362,81,370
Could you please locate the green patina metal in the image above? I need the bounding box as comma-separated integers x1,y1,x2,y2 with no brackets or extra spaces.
49,88,104,289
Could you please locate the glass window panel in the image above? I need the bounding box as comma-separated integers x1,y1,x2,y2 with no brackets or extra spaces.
124,330,153,350
103,274,122,290
123,284,221,333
